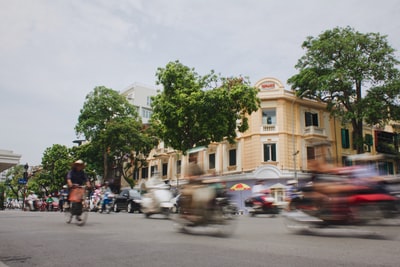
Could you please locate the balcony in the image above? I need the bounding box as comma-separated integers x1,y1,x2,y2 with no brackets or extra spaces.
261,124,278,132
303,126,326,136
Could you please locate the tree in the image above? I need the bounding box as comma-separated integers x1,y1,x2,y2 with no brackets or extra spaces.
288,26,400,153
3,165,25,200
40,144,72,193
75,86,155,188
151,60,260,154
362,80,400,125
97,117,156,188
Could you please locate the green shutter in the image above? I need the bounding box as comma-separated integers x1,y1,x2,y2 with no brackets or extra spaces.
341,129,350,148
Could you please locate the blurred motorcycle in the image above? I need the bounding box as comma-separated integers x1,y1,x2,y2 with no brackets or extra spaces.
141,183,174,218
173,178,238,237
284,168,400,234
244,190,280,217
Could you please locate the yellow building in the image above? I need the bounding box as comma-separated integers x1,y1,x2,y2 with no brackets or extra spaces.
140,77,333,180
129,77,399,207
127,77,335,206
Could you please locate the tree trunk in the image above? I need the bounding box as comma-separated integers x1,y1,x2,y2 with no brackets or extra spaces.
355,80,364,154
103,151,108,182
352,119,364,154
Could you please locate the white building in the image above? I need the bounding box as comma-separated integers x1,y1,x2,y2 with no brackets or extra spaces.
120,83,158,124
0,149,21,181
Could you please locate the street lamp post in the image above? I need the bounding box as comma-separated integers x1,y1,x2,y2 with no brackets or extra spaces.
291,90,310,184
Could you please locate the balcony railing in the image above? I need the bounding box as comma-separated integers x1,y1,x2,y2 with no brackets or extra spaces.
261,124,278,132
303,126,326,136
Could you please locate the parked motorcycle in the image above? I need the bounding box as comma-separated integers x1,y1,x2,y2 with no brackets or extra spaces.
173,178,238,237
244,190,280,217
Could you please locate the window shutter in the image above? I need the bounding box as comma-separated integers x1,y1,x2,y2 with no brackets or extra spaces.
341,129,350,148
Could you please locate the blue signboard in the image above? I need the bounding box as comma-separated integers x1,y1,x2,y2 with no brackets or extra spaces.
18,178,27,184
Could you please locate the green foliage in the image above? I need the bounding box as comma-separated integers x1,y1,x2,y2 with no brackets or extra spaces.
75,86,155,187
362,80,400,126
40,144,73,193
97,117,156,187
3,165,25,200
151,60,260,154
287,26,400,153
75,86,139,141
70,143,100,179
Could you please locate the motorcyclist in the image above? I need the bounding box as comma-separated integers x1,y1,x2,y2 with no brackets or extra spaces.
251,180,267,201
59,185,69,212
179,161,217,223
90,185,102,211
46,195,54,211
26,191,38,211
100,181,112,212
142,171,172,213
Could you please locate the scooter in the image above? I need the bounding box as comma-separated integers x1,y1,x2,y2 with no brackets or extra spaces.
141,183,174,218
99,192,114,214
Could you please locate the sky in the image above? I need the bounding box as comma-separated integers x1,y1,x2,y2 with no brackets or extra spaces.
1,0,399,166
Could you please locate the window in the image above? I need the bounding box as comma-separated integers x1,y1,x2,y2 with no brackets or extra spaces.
146,96,152,106
262,109,276,125
189,152,198,163
141,167,148,179
151,166,157,176
162,163,168,176
305,112,318,127
127,93,134,100
365,134,373,152
306,147,315,160
142,108,153,119
376,131,397,154
341,129,350,149
263,143,277,161
229,149,236,166
209,153,215,169
133,169,139,180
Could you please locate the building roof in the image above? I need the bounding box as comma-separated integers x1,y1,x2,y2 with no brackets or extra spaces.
0,149,21,172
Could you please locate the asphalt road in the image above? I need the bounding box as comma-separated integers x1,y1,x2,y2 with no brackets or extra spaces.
1,210,400,267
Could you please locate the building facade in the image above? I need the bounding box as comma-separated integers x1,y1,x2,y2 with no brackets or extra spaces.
123,77,399,209
129,77,336,208
120,83,158,125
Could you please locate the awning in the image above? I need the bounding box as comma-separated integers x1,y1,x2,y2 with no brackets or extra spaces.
187,146,206,154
